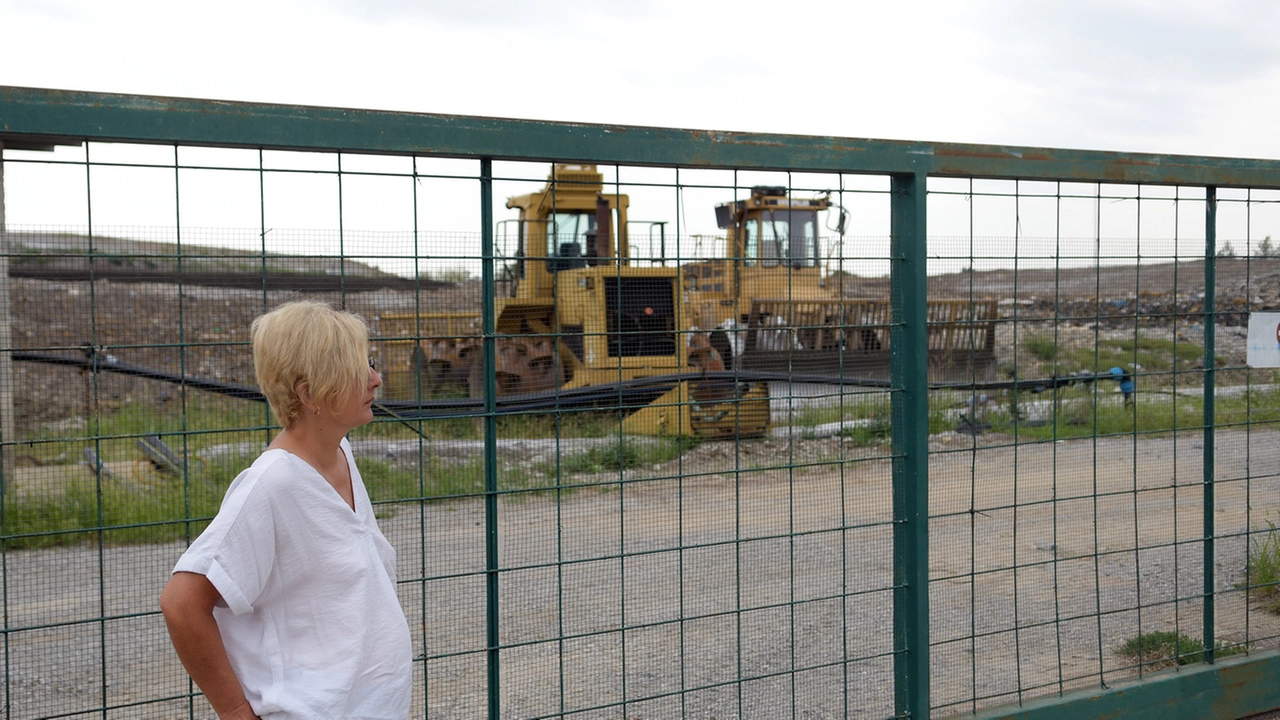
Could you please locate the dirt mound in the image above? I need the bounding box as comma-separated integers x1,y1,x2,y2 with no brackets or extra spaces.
8,242,1265,425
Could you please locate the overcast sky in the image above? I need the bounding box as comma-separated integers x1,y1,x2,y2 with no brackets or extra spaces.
5,0,1280,159
4,0,1280,278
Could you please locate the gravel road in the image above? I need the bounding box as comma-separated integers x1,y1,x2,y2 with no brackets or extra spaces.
7,429,1279,719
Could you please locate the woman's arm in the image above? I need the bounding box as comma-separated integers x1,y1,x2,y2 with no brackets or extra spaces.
160,571,261,720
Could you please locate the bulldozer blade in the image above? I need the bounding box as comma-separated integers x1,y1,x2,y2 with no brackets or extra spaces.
621,382,696,437
621,381,770,439
736,348,997,384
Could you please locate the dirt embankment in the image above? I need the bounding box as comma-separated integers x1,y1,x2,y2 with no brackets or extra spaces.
925,257,1280,327
10,244,1276,426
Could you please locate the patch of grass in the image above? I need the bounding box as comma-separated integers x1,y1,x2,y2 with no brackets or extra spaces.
1022,333,1059,363
1118,631,1245,669
9,394,707,547
779,391,963,445
502,410,621,439
789,392,892,427
966,380,1280,443
2,454,242,550
358,456,501,503
358,458,442,502
9,396,278,549
22,394,273,456
994,386,1204,442
29,366,1280,550
560,443,643,474
360,454,582,505
789,404,844,428
363,408,624,442
1245,516,1280,612
836,417,893,445
1013,332,1227,385
789,392,952,445
548,437,697,476
3,449,569,549
1215,385,1280,427
1063,336,1204,375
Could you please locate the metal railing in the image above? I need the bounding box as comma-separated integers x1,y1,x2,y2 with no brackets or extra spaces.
1,86,1280,719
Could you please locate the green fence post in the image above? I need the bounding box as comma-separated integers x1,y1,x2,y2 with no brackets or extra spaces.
1203,186,1217,663
891,171,930,718
480,158,501,718
0,139,8,720
0,142,11,499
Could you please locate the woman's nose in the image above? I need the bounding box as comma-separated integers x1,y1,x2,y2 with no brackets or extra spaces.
370,369,383,389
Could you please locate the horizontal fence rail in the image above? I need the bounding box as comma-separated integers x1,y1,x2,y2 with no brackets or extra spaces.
0,87,1280,720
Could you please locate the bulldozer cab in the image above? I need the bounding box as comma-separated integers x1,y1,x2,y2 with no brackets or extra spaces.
717,186,827,270
504,164,630,300
685,186,832,326
545,212,595,271
744,207,819,268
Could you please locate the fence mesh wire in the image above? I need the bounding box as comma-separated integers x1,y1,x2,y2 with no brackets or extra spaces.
0,138,1278,719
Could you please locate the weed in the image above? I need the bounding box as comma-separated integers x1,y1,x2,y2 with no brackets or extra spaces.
1118,631,1244,669
1246,516,1280,612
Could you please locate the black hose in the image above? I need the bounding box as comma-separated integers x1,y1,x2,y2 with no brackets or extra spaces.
13,351,1126,421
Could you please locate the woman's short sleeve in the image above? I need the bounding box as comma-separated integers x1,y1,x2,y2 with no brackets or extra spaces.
172,459,281,616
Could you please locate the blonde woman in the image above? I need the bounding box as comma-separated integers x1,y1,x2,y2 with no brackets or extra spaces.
160,301,411,720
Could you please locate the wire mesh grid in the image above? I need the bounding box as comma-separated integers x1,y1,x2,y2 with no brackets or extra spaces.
925,180,1280,716
0,128,1277,720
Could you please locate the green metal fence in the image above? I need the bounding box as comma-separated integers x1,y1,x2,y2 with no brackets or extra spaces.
2,87,1280,719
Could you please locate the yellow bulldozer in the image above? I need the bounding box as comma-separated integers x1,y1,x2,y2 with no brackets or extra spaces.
684,186,998,382
380,164,770,438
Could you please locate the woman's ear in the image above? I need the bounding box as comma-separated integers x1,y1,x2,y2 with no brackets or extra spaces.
295,381,320,415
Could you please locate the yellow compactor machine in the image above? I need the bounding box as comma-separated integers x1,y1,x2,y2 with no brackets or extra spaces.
684,186,998,382
380,165,770,438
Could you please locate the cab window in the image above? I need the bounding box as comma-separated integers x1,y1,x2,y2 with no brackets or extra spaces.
547,212,596,258
742,209,818,268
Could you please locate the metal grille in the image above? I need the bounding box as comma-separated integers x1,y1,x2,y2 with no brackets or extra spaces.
603,276,676,358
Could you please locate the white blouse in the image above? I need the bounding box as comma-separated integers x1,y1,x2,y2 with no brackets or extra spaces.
173,438,412,719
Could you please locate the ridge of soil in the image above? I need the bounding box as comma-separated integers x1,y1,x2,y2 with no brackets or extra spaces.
10,241,1276,425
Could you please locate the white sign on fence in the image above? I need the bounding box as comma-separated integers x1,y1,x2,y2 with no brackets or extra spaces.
1247,312,1280,368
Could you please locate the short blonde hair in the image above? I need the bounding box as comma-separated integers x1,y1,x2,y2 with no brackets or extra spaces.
251,301,369,428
